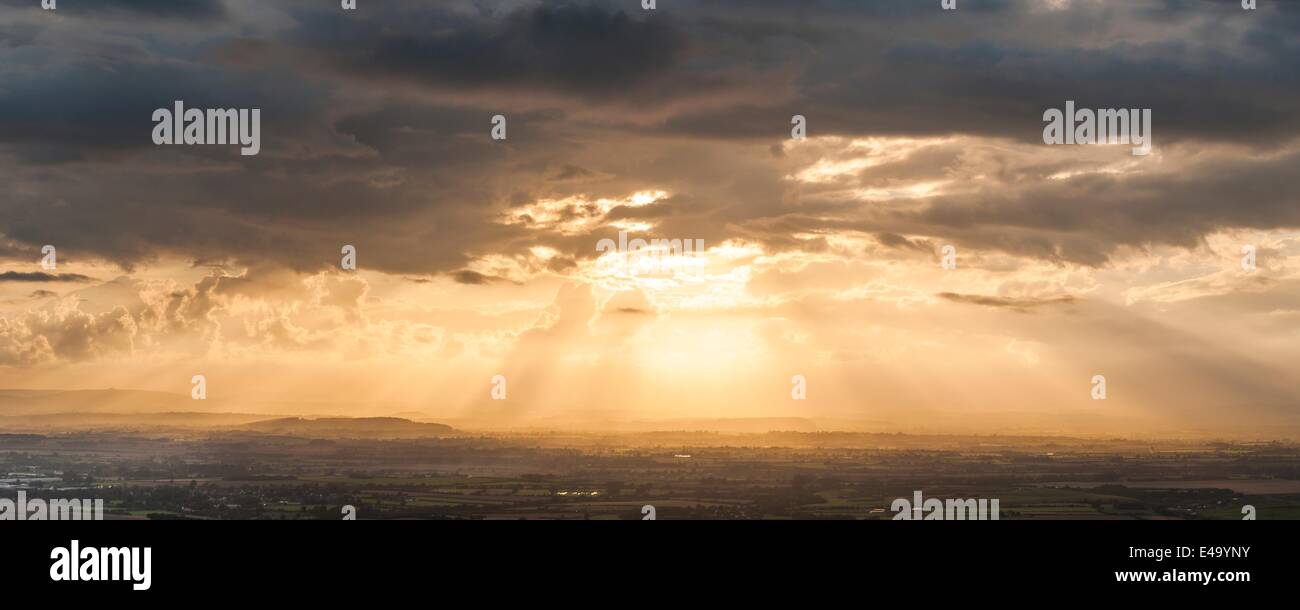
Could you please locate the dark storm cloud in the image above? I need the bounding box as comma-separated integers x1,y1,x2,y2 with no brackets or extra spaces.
882,147,1300,266
333,104,536,165
0,60,332,162
660,6,1300,146
0,0,226,19
0,0,1297,274
290,1,686,101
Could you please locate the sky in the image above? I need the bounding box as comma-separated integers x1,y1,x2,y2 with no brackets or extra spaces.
0,0,1297,434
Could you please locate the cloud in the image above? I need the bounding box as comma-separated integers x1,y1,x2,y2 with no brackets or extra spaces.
937,292,1078,312
0,0,1297,431
1,0,1298,274
0,271,93,283
0,300,136,365
302,2,687,101
452,270,502,285
0,0,227,19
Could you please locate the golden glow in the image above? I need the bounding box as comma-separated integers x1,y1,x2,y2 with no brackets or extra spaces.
1,140,1296,437
501,190,669,235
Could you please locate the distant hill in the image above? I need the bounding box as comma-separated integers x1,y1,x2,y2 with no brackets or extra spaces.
237,417,454,438
0,390,456,437
0,388,200,415
485,415,822,434
0,389,432,419
642,417,819,433
0,412,279,432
